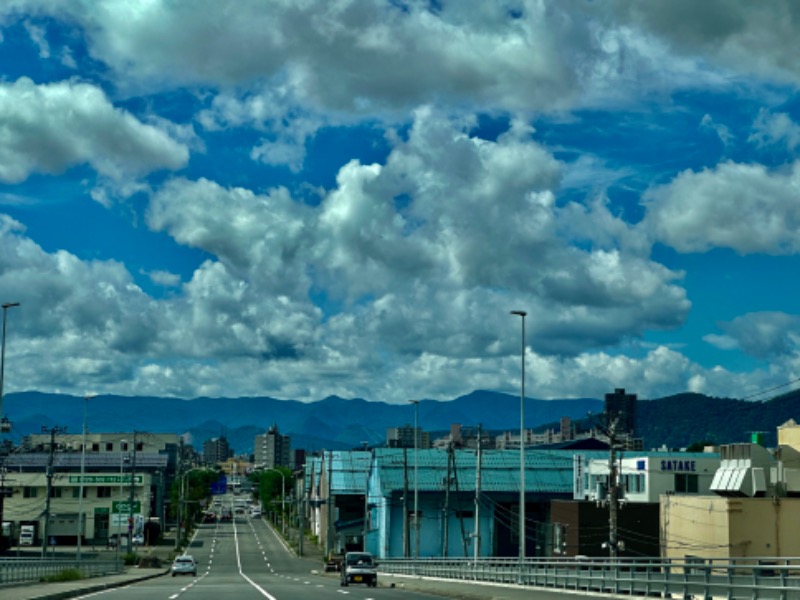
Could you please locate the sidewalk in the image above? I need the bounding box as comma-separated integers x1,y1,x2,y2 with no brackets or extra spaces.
0,542,176,600
2,524,328,600
2,566,168,600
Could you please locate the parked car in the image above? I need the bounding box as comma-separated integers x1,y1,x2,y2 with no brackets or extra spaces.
171,555,198,577
107,533,128,548
132,533,144,546
340,552,378,587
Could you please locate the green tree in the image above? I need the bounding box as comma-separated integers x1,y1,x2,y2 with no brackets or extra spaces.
252,467,290,516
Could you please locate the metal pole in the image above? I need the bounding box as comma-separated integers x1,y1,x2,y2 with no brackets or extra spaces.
127,432,137,555
410,399,420,560
176,437,183,550
281,472,286,535
510,310,527,571
77,395,92,566
41,426,64,558
473,426,482,562
117,447,125,568
0,302,20,433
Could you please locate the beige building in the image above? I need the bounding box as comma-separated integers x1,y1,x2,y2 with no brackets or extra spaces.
661,494,800,560
661,422,800,561
3,431,179,546
4,468,157,546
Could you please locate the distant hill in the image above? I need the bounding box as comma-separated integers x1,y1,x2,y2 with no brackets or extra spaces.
636,389,800,449
2,390,601,453
4,388,800,453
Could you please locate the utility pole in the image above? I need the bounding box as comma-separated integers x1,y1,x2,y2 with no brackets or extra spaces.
326,451,333,557
41,425,66,558
299,468,304,557
175,437,183,550
443,443,452,558
607,420,621,558
127,431,138,555
402,447,409,558
362,450,370,553
473,426,482,562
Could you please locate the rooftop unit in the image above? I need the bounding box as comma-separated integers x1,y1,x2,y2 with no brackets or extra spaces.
710,443,774,497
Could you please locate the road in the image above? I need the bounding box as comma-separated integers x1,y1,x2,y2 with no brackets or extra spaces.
69,509,461,600
62,494,604,600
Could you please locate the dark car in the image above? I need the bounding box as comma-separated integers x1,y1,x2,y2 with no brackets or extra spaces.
340,552,377,587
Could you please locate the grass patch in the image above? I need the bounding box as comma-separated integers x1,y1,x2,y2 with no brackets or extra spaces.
42,568,83,582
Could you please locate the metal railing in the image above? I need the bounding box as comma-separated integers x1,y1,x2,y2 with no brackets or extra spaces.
377,556,800,600
0,557,122,585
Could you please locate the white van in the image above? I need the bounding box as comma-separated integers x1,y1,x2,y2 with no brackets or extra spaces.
19,525,35,546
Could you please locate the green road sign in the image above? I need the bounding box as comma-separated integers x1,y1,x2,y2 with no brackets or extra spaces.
112,500,141,514
69,475,143,484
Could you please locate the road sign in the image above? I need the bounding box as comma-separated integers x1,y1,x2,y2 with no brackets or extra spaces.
69,475,143,484
112,500,141,514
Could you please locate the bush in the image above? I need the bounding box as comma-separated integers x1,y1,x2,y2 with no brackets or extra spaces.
123,551,139,566
42,568,83,582
138,555,163,568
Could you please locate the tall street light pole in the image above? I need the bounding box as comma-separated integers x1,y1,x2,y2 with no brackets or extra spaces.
0,302,21,433
409,400,420,560
267,468,287,534
510,310,527,569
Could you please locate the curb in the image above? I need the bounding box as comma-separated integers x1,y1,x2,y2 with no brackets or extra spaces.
27,569,169,600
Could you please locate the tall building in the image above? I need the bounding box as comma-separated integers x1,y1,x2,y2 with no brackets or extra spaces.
254,424,291,469
604,387,637,442
386,424,430,449
203,436,232,465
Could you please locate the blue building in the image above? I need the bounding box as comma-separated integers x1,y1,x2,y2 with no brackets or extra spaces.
365,447,608,559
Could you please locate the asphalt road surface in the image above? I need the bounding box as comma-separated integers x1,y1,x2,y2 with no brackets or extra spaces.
63,500,605,600
67,513,465,600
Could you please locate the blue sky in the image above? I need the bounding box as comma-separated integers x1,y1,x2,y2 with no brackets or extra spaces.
0,1,799,406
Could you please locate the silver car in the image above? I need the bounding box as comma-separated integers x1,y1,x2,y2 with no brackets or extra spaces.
171,555,197,577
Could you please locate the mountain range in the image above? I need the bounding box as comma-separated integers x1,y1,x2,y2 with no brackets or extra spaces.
3,388,800,455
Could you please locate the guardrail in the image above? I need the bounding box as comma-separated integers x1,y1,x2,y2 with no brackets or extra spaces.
0,557,122,585
377,556,800,600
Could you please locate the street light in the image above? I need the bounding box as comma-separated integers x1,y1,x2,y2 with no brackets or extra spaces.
510,310,527,567
0,301,21,433
266,467,286,534
409,399,420,560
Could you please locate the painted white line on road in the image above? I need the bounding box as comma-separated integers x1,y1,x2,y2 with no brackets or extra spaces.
234,515,278,600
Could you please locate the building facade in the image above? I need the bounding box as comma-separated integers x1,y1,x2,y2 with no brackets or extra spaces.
202,436,232,466
2,431,179,547
254,424,291,469
386,424,430,449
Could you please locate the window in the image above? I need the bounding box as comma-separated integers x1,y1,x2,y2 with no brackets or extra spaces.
50,487,63,498
675,473,699,493
97,486,112,498
23,487,37,498
72,487,86,498
105,442,114,451
91,443,100,452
